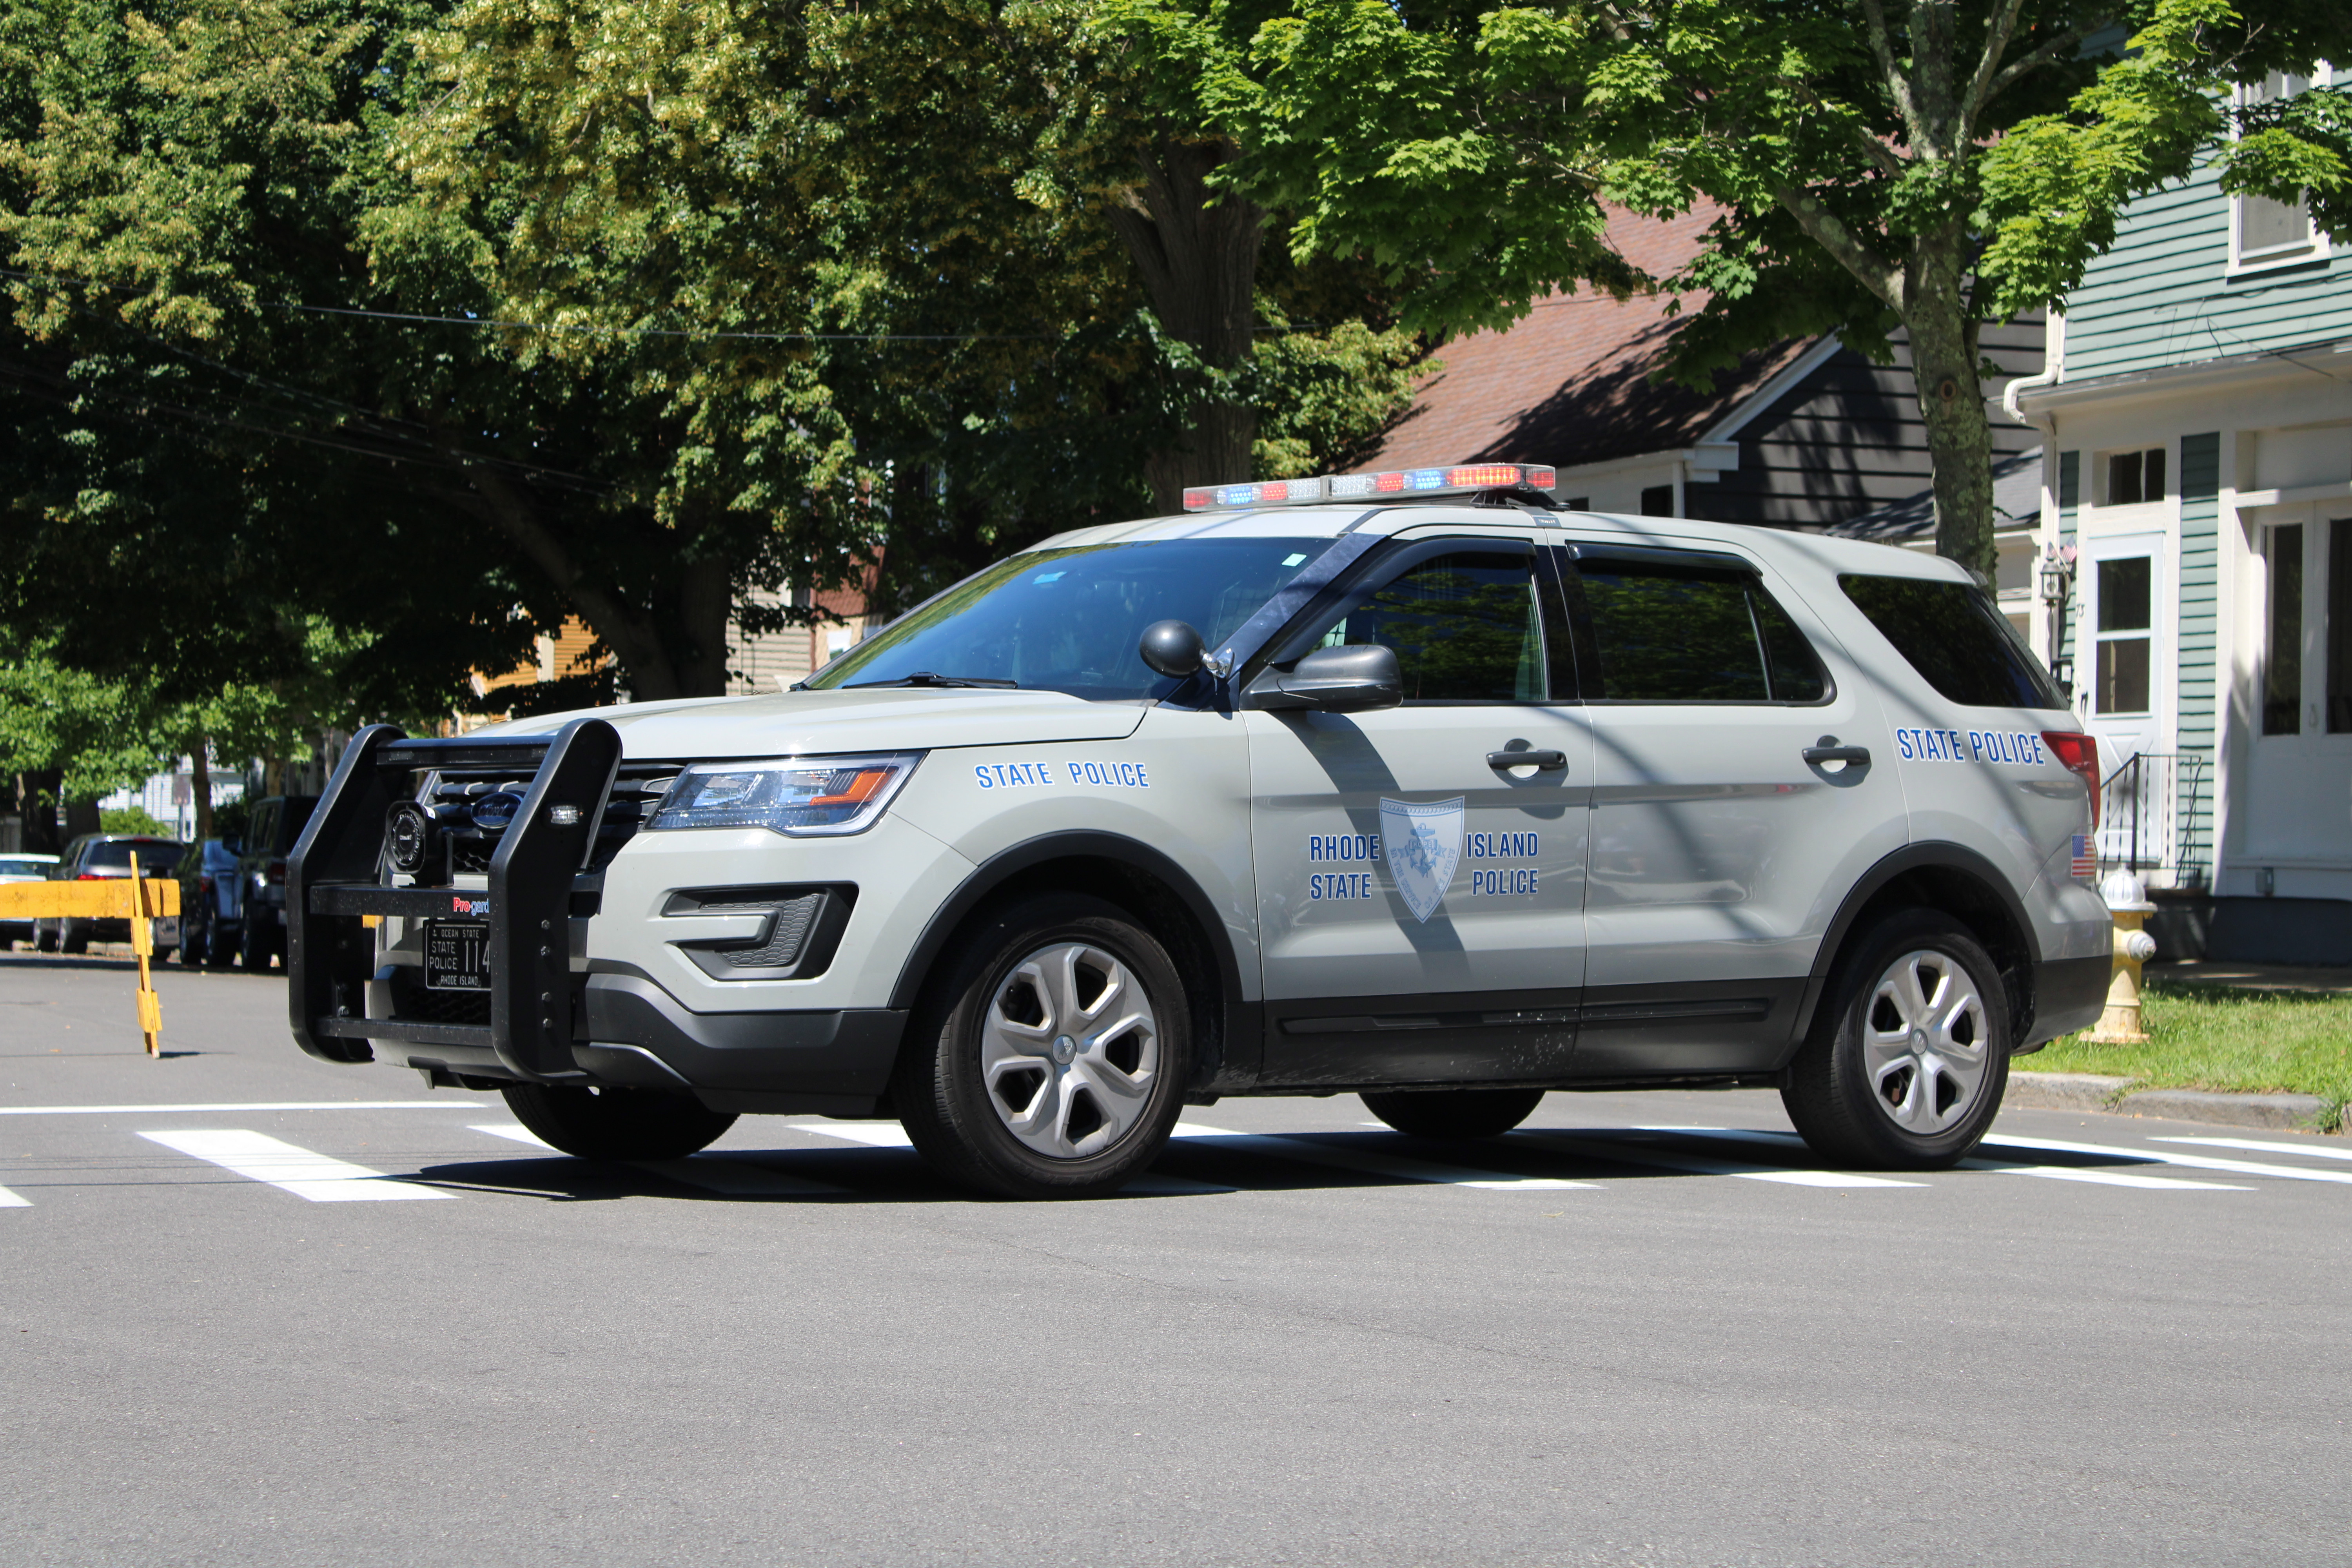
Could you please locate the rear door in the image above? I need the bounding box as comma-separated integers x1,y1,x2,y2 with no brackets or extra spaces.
1559,540,1905,1074
1245,528,1594,1085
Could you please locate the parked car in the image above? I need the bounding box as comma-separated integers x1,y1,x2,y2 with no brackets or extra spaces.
34,836,186,954
227,797,319,972
173,839,245,968
0,852,60,947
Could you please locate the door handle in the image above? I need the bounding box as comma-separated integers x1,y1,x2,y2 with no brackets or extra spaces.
1488,750,1568,771
1803,743,1871,766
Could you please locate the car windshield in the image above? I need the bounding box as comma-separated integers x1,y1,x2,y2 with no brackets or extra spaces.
83,841,184,873
809,537,1338,701
0,857,52,877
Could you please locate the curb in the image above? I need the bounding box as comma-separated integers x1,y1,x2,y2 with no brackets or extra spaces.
2009,1069,2336,1132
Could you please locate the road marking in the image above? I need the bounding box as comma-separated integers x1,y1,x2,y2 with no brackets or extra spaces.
138,1129,452,1201
0,1184,27,1208
469,1123,848,1196
1960,1158,2247,1190
1170,1123,1595,1191
788,1122,916,1149
2156,1136,2352,1163
1984,1134,2352,1187
1517,1129,1925,1187
0,1101,492,1116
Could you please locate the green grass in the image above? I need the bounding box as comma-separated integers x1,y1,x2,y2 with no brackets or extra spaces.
2020,978,2352,1129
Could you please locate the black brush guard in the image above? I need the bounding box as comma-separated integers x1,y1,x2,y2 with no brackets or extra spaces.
287,717,622,1081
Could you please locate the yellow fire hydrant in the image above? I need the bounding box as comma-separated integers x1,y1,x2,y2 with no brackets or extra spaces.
2085,867,2158,1044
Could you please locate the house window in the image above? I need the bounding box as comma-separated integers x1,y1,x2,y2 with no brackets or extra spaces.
2232,71,2328,270
2265,524,2304,735
2101,447,2167,506
1639,485,1675,517
2094,557,2153,715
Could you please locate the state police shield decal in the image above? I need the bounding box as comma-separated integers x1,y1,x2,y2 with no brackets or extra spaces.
1379,797,1465,924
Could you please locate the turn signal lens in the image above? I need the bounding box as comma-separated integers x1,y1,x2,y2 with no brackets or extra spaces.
647,752,924,837
2042,731,2100,830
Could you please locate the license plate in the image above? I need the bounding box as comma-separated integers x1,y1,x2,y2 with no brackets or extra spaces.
424,920,492,991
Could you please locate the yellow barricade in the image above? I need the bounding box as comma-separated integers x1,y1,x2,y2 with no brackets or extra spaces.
2,870,179,1055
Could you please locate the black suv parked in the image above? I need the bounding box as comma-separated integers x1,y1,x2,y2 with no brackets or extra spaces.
225,796,319,971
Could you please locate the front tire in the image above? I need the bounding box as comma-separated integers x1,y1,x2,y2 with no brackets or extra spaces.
1361,1087,1545,1139
34,920,58,953
501,1083,739,1160
58,918,88,955
894,893,1191,1199
1782,909,2010,1169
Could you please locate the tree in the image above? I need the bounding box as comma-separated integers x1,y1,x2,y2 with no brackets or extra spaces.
1124,0,2352,577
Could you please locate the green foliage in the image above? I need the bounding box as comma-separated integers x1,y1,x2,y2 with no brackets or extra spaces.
0,642,172,802
99,804,169,836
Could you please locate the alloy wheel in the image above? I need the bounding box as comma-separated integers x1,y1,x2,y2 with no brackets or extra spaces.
979,941,1161,1160
1861,948,1991,1135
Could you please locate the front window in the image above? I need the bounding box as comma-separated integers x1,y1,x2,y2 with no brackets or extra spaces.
809,538,1338,701
2265,524,2304,735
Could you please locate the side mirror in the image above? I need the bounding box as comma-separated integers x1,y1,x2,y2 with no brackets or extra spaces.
1138,619,1206,679
1246,644,1403,712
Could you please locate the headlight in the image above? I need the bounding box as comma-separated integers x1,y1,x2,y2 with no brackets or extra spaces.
645,752,923,837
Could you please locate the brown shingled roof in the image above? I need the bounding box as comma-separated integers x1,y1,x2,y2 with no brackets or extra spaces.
1365,207,1820,472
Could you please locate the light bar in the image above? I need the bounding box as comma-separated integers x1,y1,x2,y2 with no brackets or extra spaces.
1180,463,1558,512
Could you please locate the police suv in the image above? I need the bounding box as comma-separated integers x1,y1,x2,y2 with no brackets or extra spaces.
287,463,2111,1198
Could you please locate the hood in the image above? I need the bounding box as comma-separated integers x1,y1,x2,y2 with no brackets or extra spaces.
464,687,1149,760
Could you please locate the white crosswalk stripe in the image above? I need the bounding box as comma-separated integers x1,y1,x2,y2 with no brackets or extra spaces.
1171,1122,1594,1191
0,1184,29,1208
0,1101,490,1116
138,1130,452,1201
2156,1136,2352,1163
1515,1129,1924,1187
789,1122,916,1149
468,1123,848,1196
1984,1134,2352,1187
1628,1124,2243,1190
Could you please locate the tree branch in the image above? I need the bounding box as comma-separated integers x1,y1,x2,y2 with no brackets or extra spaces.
1857,0,1926,145
1980,18,2111,108
1962,0,2031,131
1772,186,1906,310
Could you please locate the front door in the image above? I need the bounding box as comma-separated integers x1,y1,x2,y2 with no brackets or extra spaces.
1245,531,1593,1085
2241,508,2352,877
1566,539,1907,1074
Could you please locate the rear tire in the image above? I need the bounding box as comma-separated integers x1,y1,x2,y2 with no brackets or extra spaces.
178,910,207,967
58,918,88,955
34,921,58,953
238,916,271,973
1782,908,2010,1169
1361,1087,1546,1140
893,893,1191,1199
500,1083,738,1160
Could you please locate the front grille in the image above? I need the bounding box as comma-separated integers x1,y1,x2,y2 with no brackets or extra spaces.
390,980,491,1026
416,760,681,875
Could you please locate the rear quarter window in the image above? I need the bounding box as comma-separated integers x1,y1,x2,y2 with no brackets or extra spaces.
1838,573,2062,709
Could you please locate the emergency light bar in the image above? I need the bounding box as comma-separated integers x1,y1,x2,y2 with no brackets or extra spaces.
1180,463,1558,512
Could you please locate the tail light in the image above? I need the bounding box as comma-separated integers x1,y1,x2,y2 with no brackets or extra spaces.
265,860,287,885
2042,731,2100,829
198,876,215,894
76,873,103,881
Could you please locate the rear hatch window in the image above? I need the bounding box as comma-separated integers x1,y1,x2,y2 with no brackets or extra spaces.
1838,574,2062,709
82,841,185,873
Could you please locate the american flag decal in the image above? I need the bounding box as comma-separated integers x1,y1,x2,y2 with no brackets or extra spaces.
2070,834,2096,880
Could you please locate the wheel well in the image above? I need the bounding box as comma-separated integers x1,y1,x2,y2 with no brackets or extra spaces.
929,854,1230,1087
1832,865,2038,1045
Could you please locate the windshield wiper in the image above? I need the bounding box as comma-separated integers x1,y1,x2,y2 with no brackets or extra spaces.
844,671,1018,690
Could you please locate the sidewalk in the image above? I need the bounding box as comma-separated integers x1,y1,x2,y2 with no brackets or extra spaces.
2145,960,2352,994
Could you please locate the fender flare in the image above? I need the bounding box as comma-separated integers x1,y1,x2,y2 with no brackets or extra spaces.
886,830,1255,1079
1795,841,2043,1043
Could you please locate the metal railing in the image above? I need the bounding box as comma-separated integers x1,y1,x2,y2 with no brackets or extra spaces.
2096,751,2209,884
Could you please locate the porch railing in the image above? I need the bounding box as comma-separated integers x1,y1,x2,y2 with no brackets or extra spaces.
2096,751,2209,885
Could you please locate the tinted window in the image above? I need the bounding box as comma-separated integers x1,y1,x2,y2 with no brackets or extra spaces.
1839,573,2063,708
0,857,51,877
811,538,1336,701
278,798,318,852
82,841,185,873
1319,550,1546,702
1577,564,1828,702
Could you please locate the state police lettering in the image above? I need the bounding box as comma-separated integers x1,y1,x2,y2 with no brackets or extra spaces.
1308,872,1374,900
1892,728,2050,766
973,761,1058,789
1464,831,1539,859
973,760,1152,789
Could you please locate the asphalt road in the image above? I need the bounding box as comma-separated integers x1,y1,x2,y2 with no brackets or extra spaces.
3,955,2348,1567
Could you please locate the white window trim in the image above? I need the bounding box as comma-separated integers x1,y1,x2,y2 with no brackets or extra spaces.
2226,65,2335,276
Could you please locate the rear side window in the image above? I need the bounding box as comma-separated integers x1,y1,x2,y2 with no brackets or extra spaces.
1838,574,2062,709
1574,563,1829,702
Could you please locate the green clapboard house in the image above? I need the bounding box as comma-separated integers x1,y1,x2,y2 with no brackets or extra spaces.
2013,65,2352,963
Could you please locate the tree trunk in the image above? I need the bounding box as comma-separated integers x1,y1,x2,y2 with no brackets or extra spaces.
64,797,100,839
189,739,214,843
1902,254,1998,584
1103,136,1267,513
18,769,61,854
673,555,734,698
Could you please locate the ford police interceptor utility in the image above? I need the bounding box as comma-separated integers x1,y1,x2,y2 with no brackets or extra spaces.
286,463,2111,1198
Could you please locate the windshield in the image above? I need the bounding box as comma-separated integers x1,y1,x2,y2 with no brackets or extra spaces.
83,841,184,873
810,538,1338,701
0,857,52,877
